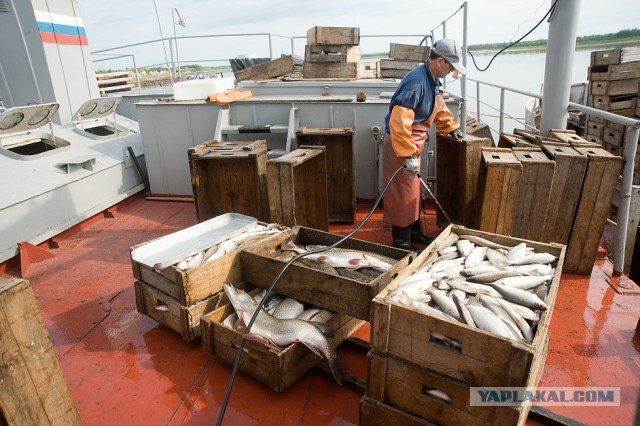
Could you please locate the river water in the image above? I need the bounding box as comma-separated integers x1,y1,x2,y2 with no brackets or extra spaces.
444,48,594,137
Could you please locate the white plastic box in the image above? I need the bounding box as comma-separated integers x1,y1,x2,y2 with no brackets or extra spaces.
173,78,235,101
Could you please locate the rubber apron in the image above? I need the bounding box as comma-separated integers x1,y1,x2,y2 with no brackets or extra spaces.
382,94,443,227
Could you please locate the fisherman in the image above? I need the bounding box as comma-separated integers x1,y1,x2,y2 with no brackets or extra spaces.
383,38,466,251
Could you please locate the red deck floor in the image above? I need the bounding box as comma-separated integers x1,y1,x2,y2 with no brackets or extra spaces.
4,194,640,425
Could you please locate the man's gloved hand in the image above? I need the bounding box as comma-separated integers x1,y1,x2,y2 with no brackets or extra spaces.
404,155,420,179
449,129,464,140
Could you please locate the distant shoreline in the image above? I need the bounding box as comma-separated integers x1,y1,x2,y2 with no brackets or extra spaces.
469,38,640,54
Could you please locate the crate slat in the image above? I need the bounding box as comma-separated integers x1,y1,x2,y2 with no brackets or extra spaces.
234,55,295,82
307,26,360,45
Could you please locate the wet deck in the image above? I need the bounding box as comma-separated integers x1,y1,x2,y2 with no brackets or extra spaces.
3,194,639,425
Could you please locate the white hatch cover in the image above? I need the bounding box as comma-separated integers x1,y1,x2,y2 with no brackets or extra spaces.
72,97,122,123
0,103,60,142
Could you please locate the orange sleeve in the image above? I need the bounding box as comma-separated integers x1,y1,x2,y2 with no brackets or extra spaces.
433,100,460,136
389,105,420,157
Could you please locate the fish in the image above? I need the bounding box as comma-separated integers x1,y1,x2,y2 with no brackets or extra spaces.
427,289,461,321
456,239,474,258
466,303,513,339
452,292,476,327
438,246,458,256
282,241,379,270
479,295,524,342
506,264,554,276
506,242,528,261
486,248,509,267
488,283,548,311
495,298,533,342
498,298,540,322
438,234,460,251
496,275,552,290
223,283,345,385
426,389,452,403
458,235,510,251
465,246,487,268
462,265,500,277
299,258,340,275
305,244,396,272
391,277,435,299
467,270,523,284
272,298,305,319
446,279,503,298
507,252,558,266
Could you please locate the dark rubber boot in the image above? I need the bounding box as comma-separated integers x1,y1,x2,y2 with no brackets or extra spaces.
411,219,433,246
392,225,412,250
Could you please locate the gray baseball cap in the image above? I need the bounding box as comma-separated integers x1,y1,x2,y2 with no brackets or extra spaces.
433,39,466,74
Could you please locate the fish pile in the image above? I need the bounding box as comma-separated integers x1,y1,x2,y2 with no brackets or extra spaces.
279,240,397,282
386,233,558,345
171,223,282,271
222,283,345,385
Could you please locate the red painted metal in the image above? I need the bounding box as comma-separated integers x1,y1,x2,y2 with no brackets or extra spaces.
2,196,638,425
18,241,56,277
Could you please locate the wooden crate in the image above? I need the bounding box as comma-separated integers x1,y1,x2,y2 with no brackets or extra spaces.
200,286,365,392
476,148,523,235
240,226,415,321
189,139,269,222
540,143,588,245
370,224,564,387
589,78,640,96
497,133,537,149
586,120,605,138
377,59,419,79
603,126,625,147
435,133,493,228
296,127,355,223
465,118,494,143
303,62,359,79
267,146,329,230
511,148,555,242
585,134,603,145
0,277,82,425
134,280,248,342
366,343,548,426
564,147,623,275
129,218,288,306
589,62,640,81
360,396,436,426
305,44,361,63
632,97,640,117
234,55,295,82
389,43,430,62
307,26,360,45
591,94,635,111
603,141,622,156
590,47,640,66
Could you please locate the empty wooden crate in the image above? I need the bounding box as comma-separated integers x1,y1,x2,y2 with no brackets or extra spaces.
436,133,493,228
188,140,269,222
306,26,360,45
541,143,588,245
267,146,329,230
476,148,523,235
511,148,555,241
296,127,355,223
564,147,623,274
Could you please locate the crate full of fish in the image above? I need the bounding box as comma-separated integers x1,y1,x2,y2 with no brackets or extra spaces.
200,283,364,392
370,224,564,388
239,226,416,321
129,213,288,306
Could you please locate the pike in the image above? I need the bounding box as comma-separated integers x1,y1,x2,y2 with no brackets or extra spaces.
223,283,345,385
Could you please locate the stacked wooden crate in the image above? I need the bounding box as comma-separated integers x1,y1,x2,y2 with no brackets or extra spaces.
362,225,564,425
130,214,287,341
96,71,136,94
303,26,361,79
586,47,640,182
200,226,415,391
378,43,430,79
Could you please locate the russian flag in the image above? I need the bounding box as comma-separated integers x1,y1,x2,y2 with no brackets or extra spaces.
35,10,88,46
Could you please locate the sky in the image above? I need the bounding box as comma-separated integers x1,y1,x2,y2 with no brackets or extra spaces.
77,0,640,70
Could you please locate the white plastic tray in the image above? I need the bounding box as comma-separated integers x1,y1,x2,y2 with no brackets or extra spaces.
131,213,257,269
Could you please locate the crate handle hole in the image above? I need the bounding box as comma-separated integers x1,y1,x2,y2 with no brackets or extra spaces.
154,300,169,312
523,154,532,159
421,386,452,404
491,155,500,159
430,332,462,352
